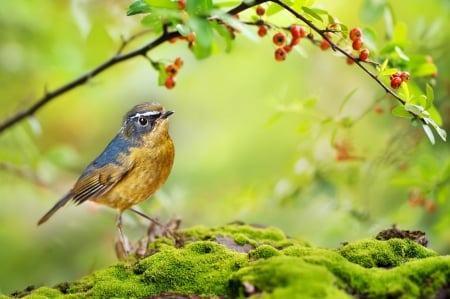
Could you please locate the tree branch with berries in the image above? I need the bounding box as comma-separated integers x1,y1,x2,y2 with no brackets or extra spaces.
0,0,445,144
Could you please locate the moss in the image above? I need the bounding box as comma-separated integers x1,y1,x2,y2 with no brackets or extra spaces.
338,238,437,268
9,224,450,299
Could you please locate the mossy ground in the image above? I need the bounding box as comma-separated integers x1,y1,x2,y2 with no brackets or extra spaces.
3,224,450,299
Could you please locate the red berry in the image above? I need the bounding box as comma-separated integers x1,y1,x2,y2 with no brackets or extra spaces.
164,76,176,89
400,71,410,82
346,57,355,65
274,47,287,61
290,25,306,39
257,25,268,37
178,0,186,10
174,57,184,68
359,48,369,61
256,5,265,16
390,76,402,89
290,37,300,46
272,32,286,47
283,45,292,53
352,38,363,51
320,39,330,50
349,27,362,41
390,71,401,80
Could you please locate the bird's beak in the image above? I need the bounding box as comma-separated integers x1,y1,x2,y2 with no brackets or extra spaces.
161,110,174,119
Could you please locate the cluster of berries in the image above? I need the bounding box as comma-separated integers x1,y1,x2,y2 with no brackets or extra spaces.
255,5,307,61
408,189,436,213
164,57,184,90
346,27,369,64
390,71,410,89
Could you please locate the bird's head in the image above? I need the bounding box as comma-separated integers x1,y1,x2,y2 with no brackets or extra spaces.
121,102,174,142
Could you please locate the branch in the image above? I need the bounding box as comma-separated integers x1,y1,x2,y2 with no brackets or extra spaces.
0,30,180,134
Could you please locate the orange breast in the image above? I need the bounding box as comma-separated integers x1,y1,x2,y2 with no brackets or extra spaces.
93,135,174,211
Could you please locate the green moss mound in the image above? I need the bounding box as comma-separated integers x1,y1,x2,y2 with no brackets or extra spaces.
5,224,450,299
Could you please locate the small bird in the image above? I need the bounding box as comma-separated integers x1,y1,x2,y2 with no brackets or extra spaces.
38,102,175,252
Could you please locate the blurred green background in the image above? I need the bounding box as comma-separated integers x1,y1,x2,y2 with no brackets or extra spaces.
1,0,449,294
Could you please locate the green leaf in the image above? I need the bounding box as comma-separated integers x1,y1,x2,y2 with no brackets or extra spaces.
144,0,178,9
398,82,410,102
378,58,389,74
176,23,191,36
186,0,213,15
380,68,397,76
127,0,152,15
266,2,284,16
302,6,323,22
423,117,447,142
391,105,411,119
412,62,437,77
188,17,213,59
428,105,442,126
361,27,377,51
360,0,386,23
392,22,408,44
425,84,434,109
405,103,428,117
141,14,164,33
394,46,409,61
422,124,435,144
211,22,233,52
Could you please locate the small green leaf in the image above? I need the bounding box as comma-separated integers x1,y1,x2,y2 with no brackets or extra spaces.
360,0,386,23
176,23,191,36
425,84,434,109
302,7,323,22
188,17,213,59
211,22,233,52
394,46,409,61
422,124,435,144
266,2,284,16
391,105,411,119
424,117,447,142
412,63,437,77
378,58,389,74
380,68,398,76
405,103,427,117
127,0,152,15
144,0,178,9
361,27,377,51
398,82,410,102
141,14,164,33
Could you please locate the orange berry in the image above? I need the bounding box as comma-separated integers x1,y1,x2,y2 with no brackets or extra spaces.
165,64,179,77
174,57,184,68
424,201,436,213
164,76,176,89
400,71,410,82
349,27,362,41
256,5,265,16
186,32,196,43
257,25,268,37
320,39,330,50
359,48,369,61
346,57,355,65
374,105,384,114
272,32,286,47
352,38,363,51
274,47,287,61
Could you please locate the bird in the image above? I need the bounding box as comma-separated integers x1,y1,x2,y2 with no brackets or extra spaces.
37,102,175,253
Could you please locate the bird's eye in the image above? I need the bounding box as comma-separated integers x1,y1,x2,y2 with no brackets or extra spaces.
138,117,148,126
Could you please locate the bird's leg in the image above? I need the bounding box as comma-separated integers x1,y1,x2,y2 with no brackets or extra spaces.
128,207,173,236
115,212,131,257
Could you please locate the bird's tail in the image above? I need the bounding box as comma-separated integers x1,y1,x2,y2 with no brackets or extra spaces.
37,193,72,225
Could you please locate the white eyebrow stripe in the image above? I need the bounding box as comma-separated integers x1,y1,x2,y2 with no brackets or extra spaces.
131,111,161,118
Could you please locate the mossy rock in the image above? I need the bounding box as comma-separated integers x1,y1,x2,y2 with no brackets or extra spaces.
3,224,450,299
